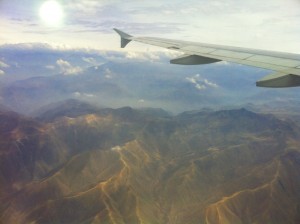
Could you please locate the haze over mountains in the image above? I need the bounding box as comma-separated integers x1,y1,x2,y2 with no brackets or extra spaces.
0,44,300,223
1,44,300,114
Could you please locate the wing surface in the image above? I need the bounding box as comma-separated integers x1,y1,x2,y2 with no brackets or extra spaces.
114,28,300,87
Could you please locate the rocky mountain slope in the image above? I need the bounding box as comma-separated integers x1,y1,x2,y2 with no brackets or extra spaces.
0,101,299,224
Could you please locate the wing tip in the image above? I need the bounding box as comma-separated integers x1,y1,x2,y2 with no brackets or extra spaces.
113,28,133,48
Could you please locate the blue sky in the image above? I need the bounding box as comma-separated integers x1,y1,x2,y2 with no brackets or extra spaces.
1,0,300,53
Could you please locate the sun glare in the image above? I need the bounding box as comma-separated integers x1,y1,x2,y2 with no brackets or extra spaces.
39,1,64,26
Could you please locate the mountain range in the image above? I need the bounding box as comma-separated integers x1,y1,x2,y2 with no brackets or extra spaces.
0,99,299,224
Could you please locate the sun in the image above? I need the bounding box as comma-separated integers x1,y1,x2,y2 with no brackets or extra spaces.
39,1,64,26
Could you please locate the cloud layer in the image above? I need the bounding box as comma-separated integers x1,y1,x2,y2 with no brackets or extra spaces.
0,0,299,52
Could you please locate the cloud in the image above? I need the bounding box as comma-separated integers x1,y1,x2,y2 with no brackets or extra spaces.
0,43,106,55
186,76,206,90
0,60,9,68
84,93,94,98
104,68,113,79
126,52,142,59
217,61,230,66
82,57,97,65
1,0,299,52
0,60,8,74
203,79,218,88
56,59,83,75
0,43,69,52
73,92,95,97
45,65,55,70
125,51,164,62
73,92,81,97
186,74,218,90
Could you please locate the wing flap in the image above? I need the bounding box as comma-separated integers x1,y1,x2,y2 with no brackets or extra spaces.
170,54,221,65
256,72,300,87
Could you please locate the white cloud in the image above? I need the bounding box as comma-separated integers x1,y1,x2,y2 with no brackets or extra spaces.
203,79,218,88
162,10,175,15
82,57,97,64
161,50,182,58
104,68,113,79
216,61,230,66
195,83,206,90
45,65,55,70
0,61,9,68
125,51,163,62
126,52,142,59
0,70,4,75
56,59,83,75
84,93,94,97
186,74,218,90
180,7,198,14
73,92,81,97
148,53,161,61
0,42,73,51
73,92,94,97
138,99,145,103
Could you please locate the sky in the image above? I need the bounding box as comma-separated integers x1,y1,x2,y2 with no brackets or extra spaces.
0,0,300,53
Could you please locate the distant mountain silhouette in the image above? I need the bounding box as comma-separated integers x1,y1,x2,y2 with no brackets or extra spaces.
0,102,300,224
34,99,103,122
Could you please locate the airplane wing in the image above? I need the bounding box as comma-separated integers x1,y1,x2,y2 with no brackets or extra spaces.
114,28,300,88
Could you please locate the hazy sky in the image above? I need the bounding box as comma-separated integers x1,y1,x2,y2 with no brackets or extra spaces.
1,0,300,52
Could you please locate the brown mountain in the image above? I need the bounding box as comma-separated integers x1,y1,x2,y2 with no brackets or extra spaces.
0,104,299,224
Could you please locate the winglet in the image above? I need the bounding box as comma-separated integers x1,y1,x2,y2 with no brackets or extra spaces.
113,28,133,48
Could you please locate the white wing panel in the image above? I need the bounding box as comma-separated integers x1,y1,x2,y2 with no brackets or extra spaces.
247,55,300,68
211,50,253,59
181,46,216,54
